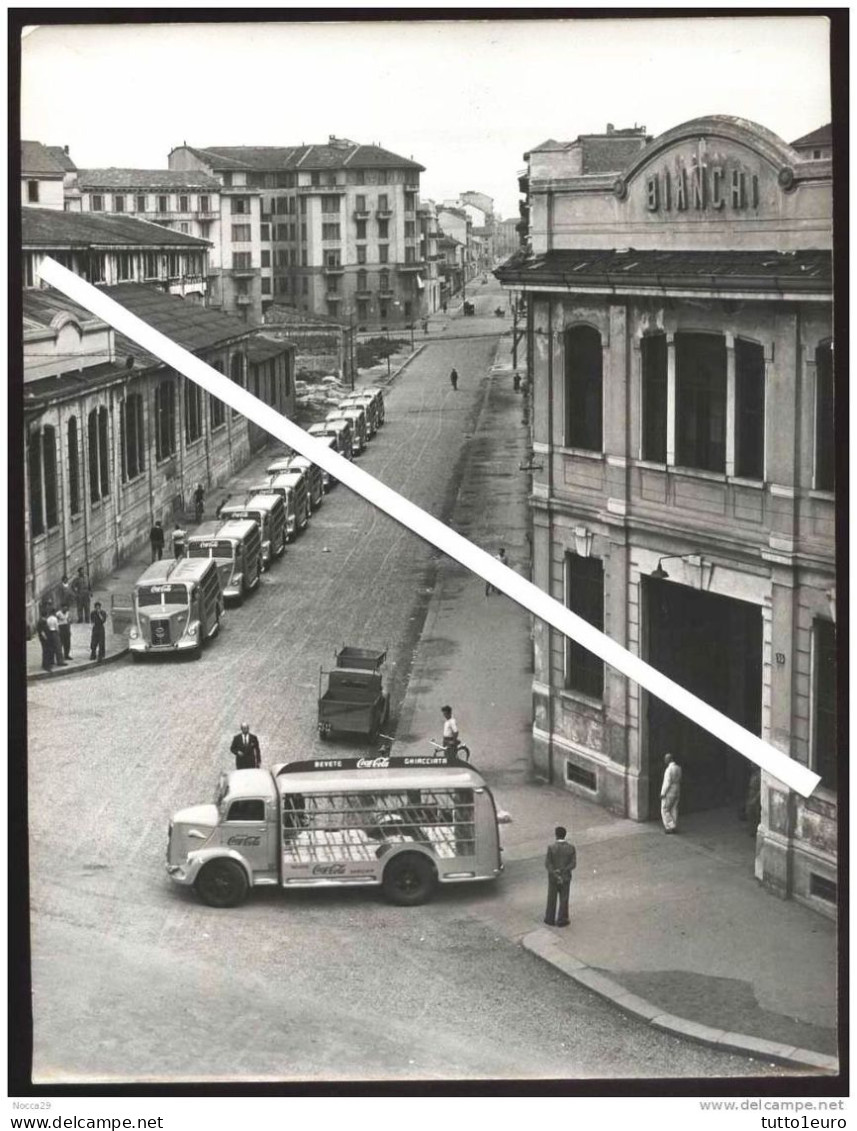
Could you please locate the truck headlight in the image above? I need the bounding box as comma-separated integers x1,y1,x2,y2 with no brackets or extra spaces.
130,629,138,639
187,623,198,635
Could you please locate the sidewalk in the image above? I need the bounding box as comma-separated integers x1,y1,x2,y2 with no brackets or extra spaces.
392,327,839,1074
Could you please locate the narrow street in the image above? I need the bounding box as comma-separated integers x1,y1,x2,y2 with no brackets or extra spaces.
25,285,780,1083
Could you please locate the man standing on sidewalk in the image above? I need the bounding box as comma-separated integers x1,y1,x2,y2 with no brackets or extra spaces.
90,602,109,662
544,825,576,927
72,567,91,623
150,521,165,562
660,752,682,834
45,607,66,668
56,604,72,661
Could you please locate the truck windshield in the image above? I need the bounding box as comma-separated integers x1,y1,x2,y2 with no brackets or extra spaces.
188,540,234,559
137,584,190,608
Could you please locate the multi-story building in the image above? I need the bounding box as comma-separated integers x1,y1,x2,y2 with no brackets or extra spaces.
437,206,473,288
22,211,295,625
168,138,427,329
418,201,441,315
498,115,835,916
22,207,210,300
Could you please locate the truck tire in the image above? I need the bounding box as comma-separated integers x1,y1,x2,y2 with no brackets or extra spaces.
195,859,249,908
382,853,437,906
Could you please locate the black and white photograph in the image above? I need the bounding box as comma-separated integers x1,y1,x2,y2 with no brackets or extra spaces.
12,9,843,1112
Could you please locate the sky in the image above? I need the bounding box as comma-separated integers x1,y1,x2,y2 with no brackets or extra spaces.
20,15,832,218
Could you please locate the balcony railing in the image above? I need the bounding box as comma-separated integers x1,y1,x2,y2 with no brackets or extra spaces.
398,260,425,272
353,209,370,219
322,262,345,274
376,208,392,218
229,265,260,277
235,294,254,305
325,292,342,302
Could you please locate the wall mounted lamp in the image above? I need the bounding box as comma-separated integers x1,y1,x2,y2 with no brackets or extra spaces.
649,555,687,580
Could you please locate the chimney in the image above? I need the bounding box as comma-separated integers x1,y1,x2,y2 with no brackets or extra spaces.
64,145,69,154
606,123,614,135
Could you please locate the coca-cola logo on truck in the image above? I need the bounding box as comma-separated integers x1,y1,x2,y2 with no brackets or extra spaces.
312,863,347,875
356,757,390,769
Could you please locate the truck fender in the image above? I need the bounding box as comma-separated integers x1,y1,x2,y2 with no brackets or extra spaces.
374,841,438,870
183,847,253,886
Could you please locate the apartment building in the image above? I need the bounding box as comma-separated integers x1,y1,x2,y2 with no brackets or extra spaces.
498,116,835,915
21,140,66,210
169,137,427,328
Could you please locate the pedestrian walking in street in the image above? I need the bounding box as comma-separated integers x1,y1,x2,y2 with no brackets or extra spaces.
660,752,682,834
150,521,165,562
485,547,508,597
440,705,460,757
423,319,429,335
193,483,206,523
72,567,91,623
230,723,262,770
89,602,109,662
172,522,187,559
45,607,66,668
449,367,459,391
544,825,576,927
56,604,72,660
36,607,53,672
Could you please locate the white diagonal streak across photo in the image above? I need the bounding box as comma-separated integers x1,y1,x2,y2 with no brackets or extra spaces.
37,256,821,798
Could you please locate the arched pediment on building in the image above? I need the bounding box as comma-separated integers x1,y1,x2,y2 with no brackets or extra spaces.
611,115,821,205
49,311,84,337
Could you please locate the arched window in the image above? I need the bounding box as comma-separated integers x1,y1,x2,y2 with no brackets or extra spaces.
675,332,726,472
155,381,177,461
230,354,244,419
43,425,59,529
209,361,226,430
815,341,834,491
641,332,667,462
88,409,100,503
98,407,110,498
120,394,145,481
67,417,80,515
734,339,765,481
184,379,203,444
564,326,603,452
28,429,44,536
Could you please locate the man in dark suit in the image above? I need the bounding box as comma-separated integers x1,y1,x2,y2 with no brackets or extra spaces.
230,723,261,770
544,825,577,927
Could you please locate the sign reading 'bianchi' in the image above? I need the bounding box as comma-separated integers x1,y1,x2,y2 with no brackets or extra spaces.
645,157,761,213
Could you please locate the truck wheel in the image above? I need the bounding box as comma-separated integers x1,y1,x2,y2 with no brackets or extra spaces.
195,859,248,908
382,853,437,906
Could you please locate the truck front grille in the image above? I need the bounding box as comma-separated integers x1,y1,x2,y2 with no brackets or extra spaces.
150,618,172,645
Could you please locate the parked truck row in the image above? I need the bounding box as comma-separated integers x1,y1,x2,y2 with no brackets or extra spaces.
118,387,386,659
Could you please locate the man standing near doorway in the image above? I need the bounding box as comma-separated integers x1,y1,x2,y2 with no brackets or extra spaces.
660,752,682,834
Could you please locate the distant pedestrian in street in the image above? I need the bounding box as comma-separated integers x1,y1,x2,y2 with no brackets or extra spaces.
423,319,429,335
89,601,109,662
172,522,187,559
449,367,459,391
36,608,53,672
440,705,459,757
56,604,72,660
660,752,682,834
193,483,206,522
230,723,261,770
150,521,165,562
485,547,508,597
544,825,576,927
442,301,448,314
45,607,66,668
72,567,91,623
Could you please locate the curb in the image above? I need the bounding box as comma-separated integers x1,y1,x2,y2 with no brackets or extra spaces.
521,929,839,1075
27,643,129,683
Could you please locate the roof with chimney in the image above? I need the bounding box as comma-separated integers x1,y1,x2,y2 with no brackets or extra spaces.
177,140,424,172
21,141,67,178
44,146,78,172
77,169,222,190
22,208,211,249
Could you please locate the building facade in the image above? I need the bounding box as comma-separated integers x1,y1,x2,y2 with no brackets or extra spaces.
169,139,428,329
498,116,835,916
22,207,211,300
21,141,66,210
23,285,295,627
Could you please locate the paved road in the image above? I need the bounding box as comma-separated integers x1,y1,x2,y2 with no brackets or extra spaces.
25,285,781,1084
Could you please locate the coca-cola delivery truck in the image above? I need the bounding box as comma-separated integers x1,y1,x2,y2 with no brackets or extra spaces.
166,755,509,908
